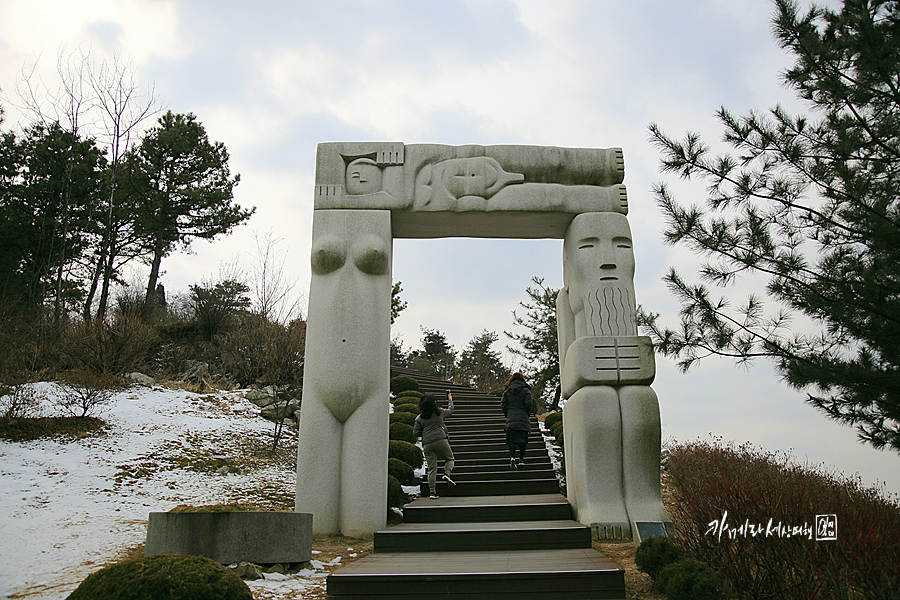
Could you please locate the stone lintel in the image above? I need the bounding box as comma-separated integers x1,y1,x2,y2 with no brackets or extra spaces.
313,142,628,239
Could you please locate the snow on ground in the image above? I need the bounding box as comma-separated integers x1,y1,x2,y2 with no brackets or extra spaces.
0,383,331,599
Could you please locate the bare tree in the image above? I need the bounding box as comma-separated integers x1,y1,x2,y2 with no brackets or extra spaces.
83,50,161,321
8,47,161,322
248,230,305,324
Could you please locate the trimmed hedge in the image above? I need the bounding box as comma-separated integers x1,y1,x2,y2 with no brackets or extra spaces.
550,421,564,442
387,474,408,508
544,412,563,429
392,403,419,416
655,559,730,600
390,376,419,395
635,536,682,580
389,422,416,443
67,554,252,600
395,390,423,400
389,411,417,427
389,439,424,469
388,457,415,485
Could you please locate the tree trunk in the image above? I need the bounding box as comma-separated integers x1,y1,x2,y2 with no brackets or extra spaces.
143,242,164,322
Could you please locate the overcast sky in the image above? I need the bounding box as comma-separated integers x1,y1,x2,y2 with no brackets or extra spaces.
2,0,896,496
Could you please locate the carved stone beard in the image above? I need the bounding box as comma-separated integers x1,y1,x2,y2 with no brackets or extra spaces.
582,285,636,337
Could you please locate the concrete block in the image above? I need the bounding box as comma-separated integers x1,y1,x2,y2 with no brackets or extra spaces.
145,511,312,565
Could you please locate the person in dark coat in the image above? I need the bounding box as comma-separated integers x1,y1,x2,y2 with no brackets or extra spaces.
501,372,532,470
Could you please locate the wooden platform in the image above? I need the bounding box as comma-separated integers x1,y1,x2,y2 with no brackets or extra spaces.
327,549,625,599
325,367,626,599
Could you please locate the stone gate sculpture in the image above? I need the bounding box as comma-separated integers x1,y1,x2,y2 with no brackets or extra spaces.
296,142,672,540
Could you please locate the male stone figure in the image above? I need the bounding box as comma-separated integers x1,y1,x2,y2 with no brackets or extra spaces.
557,212,672,541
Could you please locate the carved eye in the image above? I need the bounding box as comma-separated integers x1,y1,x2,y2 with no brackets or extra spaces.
310,236,346,275
352,235,389,276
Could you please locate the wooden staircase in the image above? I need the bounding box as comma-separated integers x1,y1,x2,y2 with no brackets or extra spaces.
325,367,626,599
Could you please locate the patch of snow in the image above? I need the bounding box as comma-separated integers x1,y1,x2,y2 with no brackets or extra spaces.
0,384,309,599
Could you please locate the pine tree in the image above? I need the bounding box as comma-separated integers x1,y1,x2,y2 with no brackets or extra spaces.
505,277,561,413
643,0,900,452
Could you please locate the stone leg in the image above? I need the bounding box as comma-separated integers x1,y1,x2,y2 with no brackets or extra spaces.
619,385,673,537
295,391,342,534
295,209,393,537
563,385,630,538
339,395,389,537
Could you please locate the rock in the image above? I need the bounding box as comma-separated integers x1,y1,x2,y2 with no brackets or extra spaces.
182,361,209,381
260,401,295,421
127,372,155,386
229,561,264,580
263,563,288,574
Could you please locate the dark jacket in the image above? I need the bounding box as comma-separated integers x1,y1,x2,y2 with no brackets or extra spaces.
501,379,532,432
413,396,454,445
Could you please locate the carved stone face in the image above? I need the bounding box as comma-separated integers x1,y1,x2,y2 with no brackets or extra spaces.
564,212,637,336
564,212,635,290
345,158,383,195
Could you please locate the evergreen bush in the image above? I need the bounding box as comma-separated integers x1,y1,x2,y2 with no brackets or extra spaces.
387,474,408,508
635,535,682,580
389,440,424,469
654,559,729,600
544,412,563,429
392,403,419,416
389,422,416,443
550,421,563,441
395,390,423,400
66,554,252,600
389,411,417,427
388,457,415,485
390,376,419,395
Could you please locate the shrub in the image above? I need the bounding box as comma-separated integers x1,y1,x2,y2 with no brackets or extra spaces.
67,554,252,600
55,371,122,417
395,390,423,400
390,375,419,395
61,317,157,375
635,535,682,580
189,279,251,341
550,421,563,441
654,559,729,600
666,438,900,600
389,422,416,444
389,457,415,485
544,412,563,429
387,474,408,508
219,313,305,388
389,440,424,470
488,388,504,396
389,411,417,427
1,383,45,420
393,403,419,416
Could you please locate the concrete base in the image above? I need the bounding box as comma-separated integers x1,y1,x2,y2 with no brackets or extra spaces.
145,511,313,565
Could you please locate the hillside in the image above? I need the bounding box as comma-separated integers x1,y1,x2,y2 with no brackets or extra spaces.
0,382,362,599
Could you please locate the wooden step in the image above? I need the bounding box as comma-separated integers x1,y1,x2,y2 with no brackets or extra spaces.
445,470,554,482
451,460,553,473
374,519,591,553
420,478,560,497
326,548,626,599
403,494,572,523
